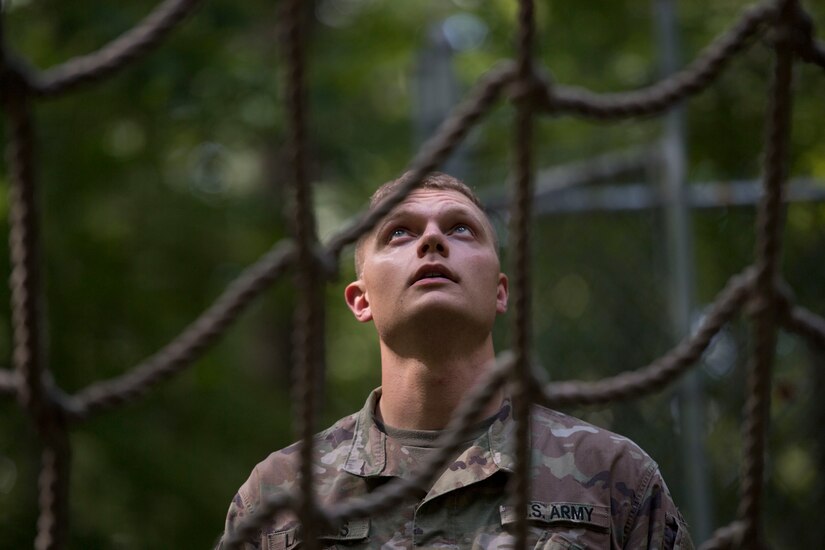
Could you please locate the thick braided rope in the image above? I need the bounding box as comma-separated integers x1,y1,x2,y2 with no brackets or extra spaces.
536,268,753,408
28,0,204,97
737,1,796,546
66,241,296,420
5,80,45,424
2,65,73,549
698,520,746,550
280,1,325,548
34,430,71,550
510,0,537,548
0,368,18,396
1,0,825,548
781,304,825,350
540,2,774,119
803,40,825,68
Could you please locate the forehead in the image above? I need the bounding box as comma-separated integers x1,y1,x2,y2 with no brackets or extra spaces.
385,188,484,218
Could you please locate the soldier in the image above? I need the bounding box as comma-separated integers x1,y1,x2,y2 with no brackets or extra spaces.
221,172,693,549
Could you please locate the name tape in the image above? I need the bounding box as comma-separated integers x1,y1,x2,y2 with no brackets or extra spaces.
500,501,610,531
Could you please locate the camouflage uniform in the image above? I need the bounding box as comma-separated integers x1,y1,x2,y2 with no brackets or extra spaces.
223,389,693,549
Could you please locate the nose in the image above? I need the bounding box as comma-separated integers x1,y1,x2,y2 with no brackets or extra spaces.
417,225,449,258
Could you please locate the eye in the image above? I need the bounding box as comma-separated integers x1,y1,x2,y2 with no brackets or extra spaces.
452,224,473,235
388,228,410,241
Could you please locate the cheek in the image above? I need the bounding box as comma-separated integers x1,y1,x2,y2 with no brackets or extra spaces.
464,270,503,303
466,253,501,283
363,257,404,295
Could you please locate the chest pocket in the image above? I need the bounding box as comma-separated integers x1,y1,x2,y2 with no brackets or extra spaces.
500,502,610,549
534,531,588,550
266,519,370,550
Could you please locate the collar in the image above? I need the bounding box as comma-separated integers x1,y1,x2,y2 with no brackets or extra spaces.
343,388,516,479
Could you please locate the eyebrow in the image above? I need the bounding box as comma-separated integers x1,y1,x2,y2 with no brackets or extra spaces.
375,204,489,239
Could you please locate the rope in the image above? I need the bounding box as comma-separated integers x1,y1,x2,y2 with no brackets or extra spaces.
698,520,746,550
537,268,753,408
510,1,537,548
3,45,72,548
540,2,774,119
33,430,70,550
1,0,824,547
280,1,325,548
29,0,203,97
737,1,796,546
781,304,825,350
803,40,825,68
66,241,296,420
0,368,18,396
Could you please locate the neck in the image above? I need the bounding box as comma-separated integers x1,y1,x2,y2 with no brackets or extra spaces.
377,336,503,431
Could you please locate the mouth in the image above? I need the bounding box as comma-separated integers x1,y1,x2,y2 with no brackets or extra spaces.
410,265,458,285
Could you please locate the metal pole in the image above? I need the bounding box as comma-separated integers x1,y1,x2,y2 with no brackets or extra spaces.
654,0,713,541
413,22,468,179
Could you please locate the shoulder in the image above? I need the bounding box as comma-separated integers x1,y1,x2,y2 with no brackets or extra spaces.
527,404,661,513
530,404,658,478
528,405,673,545
237,412,359,511
223,411,363,546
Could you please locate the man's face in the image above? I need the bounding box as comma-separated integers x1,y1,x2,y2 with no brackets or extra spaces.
345,188,508,344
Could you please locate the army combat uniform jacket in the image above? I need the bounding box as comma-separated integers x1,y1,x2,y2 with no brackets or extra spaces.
223,390,693,549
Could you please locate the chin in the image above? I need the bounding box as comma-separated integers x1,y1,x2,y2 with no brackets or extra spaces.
403,304,493,337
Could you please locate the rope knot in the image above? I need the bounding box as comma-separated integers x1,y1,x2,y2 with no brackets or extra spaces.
771,277,796,323
293,243,339,285
744,280,792,320
768,0,812,53
785,4,819,62
509,63,553,110
18,373,72,439
0,55,36,104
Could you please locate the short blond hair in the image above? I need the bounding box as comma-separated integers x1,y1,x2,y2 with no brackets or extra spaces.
354,172,497,277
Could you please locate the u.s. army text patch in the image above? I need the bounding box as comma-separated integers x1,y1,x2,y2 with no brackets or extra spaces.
500,501,610,531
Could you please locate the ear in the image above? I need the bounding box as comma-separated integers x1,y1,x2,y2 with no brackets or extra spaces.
496,273,509,314
344,279,373,323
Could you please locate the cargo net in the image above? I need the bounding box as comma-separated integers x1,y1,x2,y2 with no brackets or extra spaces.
1,0,825,548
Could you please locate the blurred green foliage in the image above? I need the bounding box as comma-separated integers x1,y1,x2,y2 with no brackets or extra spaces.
1,0,824,547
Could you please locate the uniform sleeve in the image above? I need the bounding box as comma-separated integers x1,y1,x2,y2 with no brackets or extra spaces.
624,467,694,550
218,468,264,550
